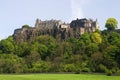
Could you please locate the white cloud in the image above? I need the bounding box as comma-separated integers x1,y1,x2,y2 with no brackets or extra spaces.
70,0,89,19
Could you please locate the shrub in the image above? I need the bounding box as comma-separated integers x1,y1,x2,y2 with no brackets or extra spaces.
63,64,76,72
32,61,51,73
82,67,90,72
111,68,117,73
116,70,120,74
99,64,107,73
0,54,26,73
106,70,112,76
75,70,80,74
22,25,30,28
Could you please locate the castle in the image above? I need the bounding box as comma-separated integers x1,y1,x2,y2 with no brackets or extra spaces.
70,18,98,34
13,18,99,43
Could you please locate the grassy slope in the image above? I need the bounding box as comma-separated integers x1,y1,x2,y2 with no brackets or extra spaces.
0,74,120,80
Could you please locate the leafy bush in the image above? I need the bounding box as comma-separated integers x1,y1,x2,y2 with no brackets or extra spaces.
99,64,107,73
75,70,80,74
63,64,76,72
116,70,120,74
106,70,112,76
0,54,26,73
22,25,30,28
82,67,90,72
31,61,51,73
111,68,117,73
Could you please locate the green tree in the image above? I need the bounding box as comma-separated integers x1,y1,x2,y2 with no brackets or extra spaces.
91,32,102,44
0,54,26,73
62,42,73,59
19,42,31,57
63,64,76,72
91,52,103,72
85,43,99,57
105,18,118,30
31,61,51,73
80,33,91,45
0,39,14,54
108,32,120,45
22,24,30,28
103,45,118,69
95,29,101,33
66,37,79,54
25,51,41,68
38,44,48,60
75,40,85,54
35,35,55,45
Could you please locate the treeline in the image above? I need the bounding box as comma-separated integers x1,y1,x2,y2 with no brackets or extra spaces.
0,18,120,76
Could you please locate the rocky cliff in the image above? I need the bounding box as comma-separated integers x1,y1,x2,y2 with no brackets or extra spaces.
13,18,99,43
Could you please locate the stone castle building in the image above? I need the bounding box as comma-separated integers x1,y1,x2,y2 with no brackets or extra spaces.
70,18,98,34
35,19,69,29
13,18,99,43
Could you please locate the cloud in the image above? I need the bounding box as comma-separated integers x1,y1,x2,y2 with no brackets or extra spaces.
70,0,89,19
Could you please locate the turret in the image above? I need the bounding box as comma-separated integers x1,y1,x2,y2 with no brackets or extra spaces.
35,18,41,28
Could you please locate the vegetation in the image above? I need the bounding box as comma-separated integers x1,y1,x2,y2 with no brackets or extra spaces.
0,18,120,76
22,24,30,28
0,74,120,80
105,18,118,30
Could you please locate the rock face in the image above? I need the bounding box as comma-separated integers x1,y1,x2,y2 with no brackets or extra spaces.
13,18,99,43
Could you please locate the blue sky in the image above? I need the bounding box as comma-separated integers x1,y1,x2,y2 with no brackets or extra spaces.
0,0,120,40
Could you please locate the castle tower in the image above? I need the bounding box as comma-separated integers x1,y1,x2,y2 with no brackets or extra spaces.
35,18,41,28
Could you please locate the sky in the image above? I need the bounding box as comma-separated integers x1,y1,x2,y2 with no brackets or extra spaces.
0,0,120,40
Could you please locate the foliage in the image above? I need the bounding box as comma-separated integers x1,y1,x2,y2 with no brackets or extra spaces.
80,33,91,45
0,19,120,74
63,64,76,72
91,52,103,72
85,43,98,57
98,64,107,73
81,67,90,72
30,61,51,73
18,42,31,57
0,38,14,54
22,24,30,28
0,54,26,73
91,32,102,44
108,32,120,45
38,44,48,60
106,70,112,76
105,18,118,30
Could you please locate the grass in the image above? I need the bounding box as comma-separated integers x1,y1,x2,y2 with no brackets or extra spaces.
0,74,120,80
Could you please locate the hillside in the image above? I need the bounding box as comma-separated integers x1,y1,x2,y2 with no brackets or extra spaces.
0,18,120,76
